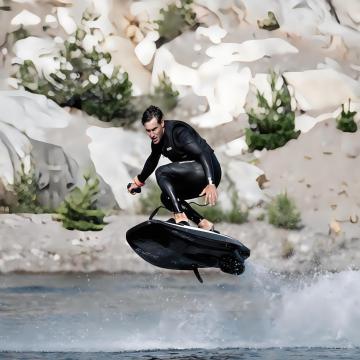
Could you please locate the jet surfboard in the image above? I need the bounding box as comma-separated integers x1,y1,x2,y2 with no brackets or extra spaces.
126,212,250,283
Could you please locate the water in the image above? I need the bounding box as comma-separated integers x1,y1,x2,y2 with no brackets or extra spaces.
1,264,360,359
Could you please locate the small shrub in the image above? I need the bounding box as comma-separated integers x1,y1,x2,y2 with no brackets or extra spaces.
9,163,44,213
257,213,266,221
139,184,167,215
14,10,135,125
150,72,179,112
267,192,301,229
336,99,357,133
226,206,248,224
281,239,295,259
245,71,300,151
155,0,198,46
192,193,248,224
191,203,226,223
55,173,106,231
257,11,280,31
139,184,248,224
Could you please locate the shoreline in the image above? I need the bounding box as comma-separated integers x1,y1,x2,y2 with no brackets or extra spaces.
0,214,358,275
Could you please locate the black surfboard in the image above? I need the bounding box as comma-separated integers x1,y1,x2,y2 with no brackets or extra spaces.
126,217,250,283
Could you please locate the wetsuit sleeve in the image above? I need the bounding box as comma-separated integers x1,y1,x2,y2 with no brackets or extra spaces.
174,127,215,184
137,143,161,183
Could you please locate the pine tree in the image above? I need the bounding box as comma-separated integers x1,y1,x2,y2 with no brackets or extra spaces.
336,99,357,133
56,173,106,231
15,10,134,124
245,71,300,151
155,0,198,46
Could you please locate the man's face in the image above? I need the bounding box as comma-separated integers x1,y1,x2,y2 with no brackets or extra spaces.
144,117,165,144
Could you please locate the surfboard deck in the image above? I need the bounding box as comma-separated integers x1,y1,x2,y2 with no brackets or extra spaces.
126,219,250,277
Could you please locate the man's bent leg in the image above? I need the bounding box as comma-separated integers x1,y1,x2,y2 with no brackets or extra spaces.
155,160,221,227
156,165,190,224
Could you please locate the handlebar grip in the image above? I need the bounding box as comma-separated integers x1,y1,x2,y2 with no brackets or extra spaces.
127,183,141,194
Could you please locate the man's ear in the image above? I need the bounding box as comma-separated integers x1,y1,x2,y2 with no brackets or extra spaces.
161,120,165,128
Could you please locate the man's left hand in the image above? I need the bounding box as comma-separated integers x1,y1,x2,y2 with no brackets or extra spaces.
199,184,218,206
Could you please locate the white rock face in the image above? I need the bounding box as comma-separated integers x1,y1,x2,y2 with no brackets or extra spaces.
216,137,248,157
0,91,70,139
103,36,151,96
11,9,41,26
86,126,150,211
284,69,360,111
206,38,298,64
295,114,324,133
152,46,197,88
241,0,279,25
226,160,265,207
134,31,159,66
57,7,77,34
0,137,19,187
196,25,227,44
191,65,252,128
332,0,360,31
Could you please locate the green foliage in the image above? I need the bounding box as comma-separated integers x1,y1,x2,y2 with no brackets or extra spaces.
281,239,295,259
140,185,248,224
257,11,280,31
155,0,198,45
336,99,357,133
192,198,248,224
56,173,106,231
150,72,179,112
267,192,301,229
10,163,43,214
15,10,134,125
139,184,167,215
245,71,300,152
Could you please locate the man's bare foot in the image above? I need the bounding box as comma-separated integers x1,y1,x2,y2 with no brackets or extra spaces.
174,212,189,224
198,218,214,231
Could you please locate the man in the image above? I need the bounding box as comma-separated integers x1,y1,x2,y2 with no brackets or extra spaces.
127,105,221,231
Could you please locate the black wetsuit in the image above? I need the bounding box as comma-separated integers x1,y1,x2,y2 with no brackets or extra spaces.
138,120,222,224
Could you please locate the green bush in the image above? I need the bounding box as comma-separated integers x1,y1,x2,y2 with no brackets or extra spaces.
55,173,106,231
267,192,301,229
245,71,300,151
155,0,198,46
14,10,135,125
139,184,167,215
336,99,357,133
150,72,179,112
191,197,248,224
140,184,248,224
257,11,280,31
9,163,44,214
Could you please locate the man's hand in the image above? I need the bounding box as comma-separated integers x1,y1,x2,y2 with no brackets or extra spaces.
199,184,217,206
127,182,141,195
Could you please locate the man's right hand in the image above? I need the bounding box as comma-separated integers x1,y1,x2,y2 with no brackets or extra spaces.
127,182,141,195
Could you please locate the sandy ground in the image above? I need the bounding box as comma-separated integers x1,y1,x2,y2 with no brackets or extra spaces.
0,213,359,275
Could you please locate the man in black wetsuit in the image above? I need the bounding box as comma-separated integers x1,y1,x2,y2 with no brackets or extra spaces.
127,105,221,231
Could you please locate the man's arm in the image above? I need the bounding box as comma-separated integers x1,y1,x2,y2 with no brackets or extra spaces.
137,143,161,184
128,143,161,194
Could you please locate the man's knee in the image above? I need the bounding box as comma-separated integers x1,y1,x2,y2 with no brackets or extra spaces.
155,165,170,182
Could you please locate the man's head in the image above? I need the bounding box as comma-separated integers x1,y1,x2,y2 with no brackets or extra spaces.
142,105,165,144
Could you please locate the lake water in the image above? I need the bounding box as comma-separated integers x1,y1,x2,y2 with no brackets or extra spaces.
1,264,360,359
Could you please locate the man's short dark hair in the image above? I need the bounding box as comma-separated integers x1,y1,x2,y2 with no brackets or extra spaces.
142,105,163,125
